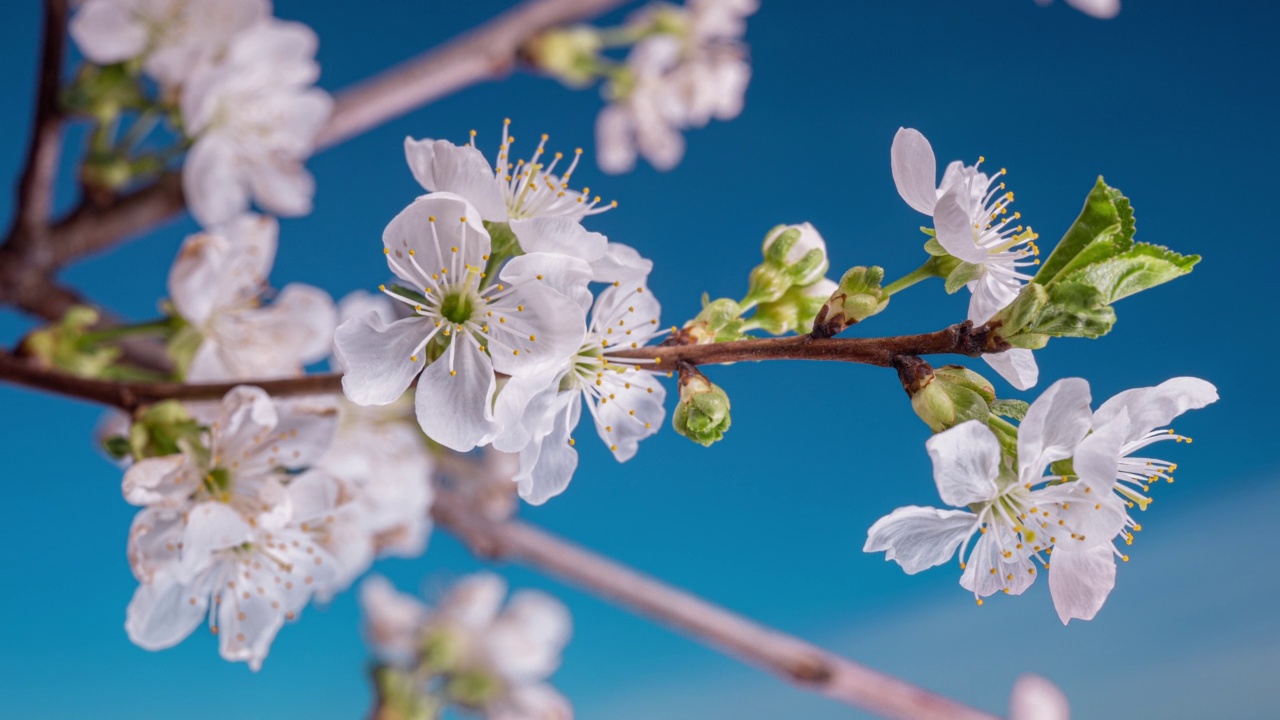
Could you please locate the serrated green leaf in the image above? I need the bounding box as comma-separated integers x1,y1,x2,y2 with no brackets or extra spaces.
1059,242,1200,304
1035,177,1135,286
1033,281,1116,338
990,399,1030,421
944,261,983,294
923,236,947,255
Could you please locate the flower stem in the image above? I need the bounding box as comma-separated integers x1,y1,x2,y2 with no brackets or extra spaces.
80,318,175,344
883,259,940,297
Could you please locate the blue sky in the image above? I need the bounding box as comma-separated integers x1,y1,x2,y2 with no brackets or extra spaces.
1,0,1277,718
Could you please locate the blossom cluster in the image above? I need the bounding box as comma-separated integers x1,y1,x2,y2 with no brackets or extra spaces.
866,376,1216,623
70,0,332,227
362,574,573,719
596,0,758,173
335,121,669,505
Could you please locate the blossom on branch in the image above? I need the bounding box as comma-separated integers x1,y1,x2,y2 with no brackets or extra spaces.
166,214,336,381
891,128,1041,389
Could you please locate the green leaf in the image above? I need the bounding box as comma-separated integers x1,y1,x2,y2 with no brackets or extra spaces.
923,236,947,255
1058,242,1199,304
1033,281,1117,338
944,261,983,294
1035,177,1135,286
990,399,1030,421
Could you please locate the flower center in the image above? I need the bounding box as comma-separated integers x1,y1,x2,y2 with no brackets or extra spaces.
439,290,476,325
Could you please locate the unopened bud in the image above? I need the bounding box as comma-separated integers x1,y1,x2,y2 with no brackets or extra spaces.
127,400,205,460
673,370,731,446
752,278,837,335
419,627,464,675
20,305,121,378
810,266,889,338
682,297,745,344
908,364,996,433
745,223,830,304
523,26,603,87
991,282,1049,338
372,667,437,720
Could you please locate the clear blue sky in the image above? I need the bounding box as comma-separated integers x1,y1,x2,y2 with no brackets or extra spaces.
1,1,1276,718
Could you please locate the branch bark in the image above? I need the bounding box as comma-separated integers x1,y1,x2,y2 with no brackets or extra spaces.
0,322,1002,410
430,487,1001,720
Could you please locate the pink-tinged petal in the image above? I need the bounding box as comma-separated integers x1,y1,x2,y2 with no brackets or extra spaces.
1009,675,1070,720
334,314,430,406
1093,377,1218,440
864,506,977,574
983,349,1040,391
932,185,988,263
1019,378,1092,477
414,337,498,452
891,128,939,215
70,0,148,65
926,420,1001,507
184,133,250,228
402,138,506,220
125,570,213,651
1048,543,1116,624
515,393,582,505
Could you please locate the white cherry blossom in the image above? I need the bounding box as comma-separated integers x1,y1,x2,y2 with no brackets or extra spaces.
890,128,1041,389
167,214,336,381
865,378,1132,623
181,19,332,227
333,193,588,452
596,36,688,174
1035,0,1120,19
70,0,269,88
494,277,667,505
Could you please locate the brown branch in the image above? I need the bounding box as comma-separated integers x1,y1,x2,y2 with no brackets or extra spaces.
0,323,1005,410
430,487,1001,720
9,0,68,257
33,0,630,269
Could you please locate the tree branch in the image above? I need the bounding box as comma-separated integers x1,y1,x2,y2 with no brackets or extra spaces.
430,487,1001,720
31,0,629,270
0,323,1003,410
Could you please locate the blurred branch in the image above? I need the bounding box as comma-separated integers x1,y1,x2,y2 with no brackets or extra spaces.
430,483,1001,720
0,322,1004,410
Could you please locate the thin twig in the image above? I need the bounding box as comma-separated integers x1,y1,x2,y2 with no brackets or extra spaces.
28,0,630,270
0,323,1001,410
430,487,1001,720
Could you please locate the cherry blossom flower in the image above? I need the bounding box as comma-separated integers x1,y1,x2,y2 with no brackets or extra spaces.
360,573,573,719
596,36,689,174
865,378,1133,623
70,0,269,89
1035,0,1120,19
181,19,332,227
890,128,1041,389
122,386,349,669
333,193,588,452
1009,675,1070,720
494,276,667,505
167,214,336,381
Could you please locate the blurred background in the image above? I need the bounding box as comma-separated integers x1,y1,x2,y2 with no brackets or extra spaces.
1,0,1277,717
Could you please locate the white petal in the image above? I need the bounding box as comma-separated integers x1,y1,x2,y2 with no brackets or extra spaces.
864,506,977,574
590,371,665,462
248,158,316,218
500,252,594,314
439,572,507,629
127,508,187,582
595,105,637,175
932,184,988,263
491,684,573,720
488,590,572,682
125,570,212,651
983,349,1040,391
1018,378,1092,477
1073,411,1129,495
589,242,654,284
216,577,286,671
960,528,1038,597
1009,675,1070,720
414,337,498,452
1064,0,1120,19
383,193,491,283
168,214,277,325
1093,377,1218,440
334,314,430,406
510,217,608,265
492,372,567,453
70,0,148,65
180,502,252,567
488,265,588,377
590,278,661,340
967,268,1022,325
890,128,939,216
122,455,193,507
286,470,342,522
211,385,279,457
184,133,249,229
926,420,1001,507
267,283,338,365
402,138,507,220
1047,543,1116,623
515,394,582,505
360,575,428,665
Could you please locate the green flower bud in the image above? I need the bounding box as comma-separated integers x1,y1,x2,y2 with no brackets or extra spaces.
909,364,996,433
744,223,830,304
752,278,837,335
419,627,464,675
62,63,145,121
523,26,603,87
125,400,205,461
372,666,437,720
991,282,1048,337
672,371,731,446
682,297,745,344
810,266,889,338
446,668,503,709
21,305,122,378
